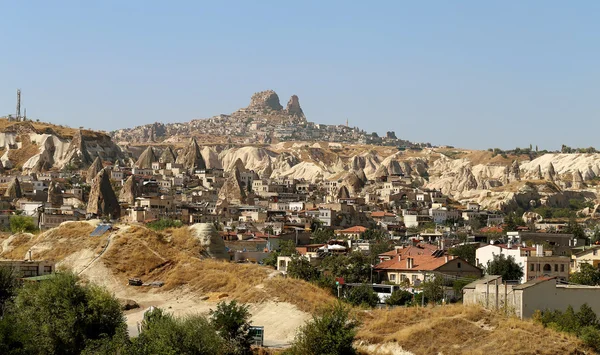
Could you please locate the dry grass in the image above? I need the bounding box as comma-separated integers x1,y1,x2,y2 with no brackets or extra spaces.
98,225,336,313
7,135,40,169
356,304,590,355
0,118,106,140
0,222,102,261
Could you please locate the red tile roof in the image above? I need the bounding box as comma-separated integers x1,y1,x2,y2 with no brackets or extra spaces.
375,254,453,272
337,226,368,234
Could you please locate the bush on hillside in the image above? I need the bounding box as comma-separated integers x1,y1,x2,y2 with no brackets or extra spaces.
286,302,358,355
385,289,413,306
9,215,37,234
146,219,183,231
345,284,379,308
132,307,223,355
209,300,252,354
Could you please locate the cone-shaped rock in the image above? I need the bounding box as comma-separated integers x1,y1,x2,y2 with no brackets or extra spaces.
536,165,543,180
47,181,63,207
87,169,120,218
355,168,368,184
159,146,177,164
218,162,247,204
337,185,351,200
176,137,206,171
343,171,365,195
119,175,137,205
86,156,104,184
509,160,521,181
285,95,304,117
136,146,157,169
544,163,556,181
4,178,22,200
64,130,93,168
573,170,586,189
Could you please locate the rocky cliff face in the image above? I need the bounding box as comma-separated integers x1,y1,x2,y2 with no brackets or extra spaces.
285,95,304,118
248,90,283,111
136,146,157,169
0,120,124,173
176,137,207,171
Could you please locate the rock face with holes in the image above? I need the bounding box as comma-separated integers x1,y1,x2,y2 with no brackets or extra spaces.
188,223,229,260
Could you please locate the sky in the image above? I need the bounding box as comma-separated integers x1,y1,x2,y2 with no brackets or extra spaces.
1,1,599,150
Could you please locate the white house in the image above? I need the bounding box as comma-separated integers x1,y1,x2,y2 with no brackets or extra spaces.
475,243,570,283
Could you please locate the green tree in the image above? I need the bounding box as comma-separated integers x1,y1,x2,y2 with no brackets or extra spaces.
577,303,598,328
345,284,379,308
262,251,279,268
210,300,252,355
312,228,334,244
385,289,413,306
9,215,38,234
279,239,297,256
369,241,393,265
286,302,358,355
422,275,445,304
571,263,600,286
132,307,223,355
485,254,524,282
11,272,126,355
565,218,586,240
361,228,386,241
287,256,320,282
448,244,477,265
146,219,183,231
0,266,19,316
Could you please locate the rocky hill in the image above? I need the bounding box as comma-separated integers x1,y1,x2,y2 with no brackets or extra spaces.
110,90,308,145
0,119,124,172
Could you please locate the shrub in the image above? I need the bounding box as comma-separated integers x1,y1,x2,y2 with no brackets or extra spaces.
9,215,38,234
345,284,379,308
146,219,183,231
286,302,358,355
210,300,252,354
385,289,413,306
133,307,223,355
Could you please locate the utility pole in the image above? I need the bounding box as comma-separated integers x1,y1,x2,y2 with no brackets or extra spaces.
495,278,499,311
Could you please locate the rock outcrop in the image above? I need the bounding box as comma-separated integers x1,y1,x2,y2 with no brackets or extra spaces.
4,178,22,200
47,181,63,207
342,171,365,195
285,95,304,117
119,175,137,205
63,130,93,169
337,185,351,200
544,163,556,182
248,90,283,111
87,169,120,218
176,137,206,171
218,160,247,204
159,146,177,164
86,156,104,184
188,223,229,260
509,160,521,181
572,170,586,189
136,146,157,169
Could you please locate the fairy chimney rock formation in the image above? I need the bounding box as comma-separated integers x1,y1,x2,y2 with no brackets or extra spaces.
87,169,120,218
135,146,157,169
176,137,206,172
572,170,586,189
47,181,63,207
86,156,104,184
119,175,137,205
4,178,22,200
159,146,177,164
285,95,304,117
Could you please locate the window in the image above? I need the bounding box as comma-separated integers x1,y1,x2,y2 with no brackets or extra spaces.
457,262,461,269
43,265,52,273
389,274,396,281
411,275,417,283
530,264,534,271
561,264,565,272
554,264,558,272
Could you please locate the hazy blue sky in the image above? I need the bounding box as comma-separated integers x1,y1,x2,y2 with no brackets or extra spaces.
1,1,598,150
